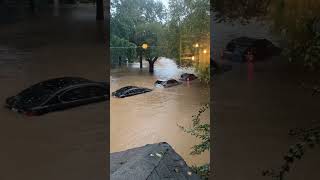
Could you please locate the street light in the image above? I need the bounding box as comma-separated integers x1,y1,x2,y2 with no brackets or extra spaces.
142,43,148,49
195,43,199,48
140,43,148,69
203,49,207,54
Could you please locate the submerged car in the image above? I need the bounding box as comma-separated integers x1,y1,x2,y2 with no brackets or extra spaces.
112,86,152,98
179,73,197,81
5,77,109,115
154,79,182,88
223,37,282,62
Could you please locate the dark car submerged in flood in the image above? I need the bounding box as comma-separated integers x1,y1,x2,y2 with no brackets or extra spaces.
223,37,282,62
5,77,109,116
154,79,182,88
179,73,197,81
112,86,152,98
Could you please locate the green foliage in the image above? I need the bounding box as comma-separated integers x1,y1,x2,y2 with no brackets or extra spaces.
167,0,210,59
283,31,320,70
263,125,320,180
269,1,320,70
111,0,168,62
110,35,137,65
211,0,271,24
191,164,210,180
111,0,210,83
111,0,166,40
134,22,169,58
178,103,210,179
195,65,210,85
179,103,210,155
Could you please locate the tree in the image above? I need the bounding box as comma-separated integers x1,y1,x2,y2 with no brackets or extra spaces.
111,0,167,70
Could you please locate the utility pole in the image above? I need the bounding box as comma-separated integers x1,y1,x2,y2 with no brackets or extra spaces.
140,49,143,69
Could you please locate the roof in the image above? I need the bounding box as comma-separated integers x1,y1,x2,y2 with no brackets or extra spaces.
14,77,93,109
30,77,93,92
110,142,201,180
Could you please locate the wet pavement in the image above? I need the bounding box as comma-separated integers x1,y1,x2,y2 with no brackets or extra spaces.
0,4,108,180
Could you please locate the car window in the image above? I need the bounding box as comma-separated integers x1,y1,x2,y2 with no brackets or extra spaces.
45,96,60,105
60,86,106,102
17,87,52,108
168,80,176,84
125,89,133,95
87,86,106,97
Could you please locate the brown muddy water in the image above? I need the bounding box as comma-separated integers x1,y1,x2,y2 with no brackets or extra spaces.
212,7,320,180
110,58,210,166
0,5,108,180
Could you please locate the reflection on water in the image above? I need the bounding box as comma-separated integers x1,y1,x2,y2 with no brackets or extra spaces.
110,57,210,166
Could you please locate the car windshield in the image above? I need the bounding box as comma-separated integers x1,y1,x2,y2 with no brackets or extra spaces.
17,86,52,108
15,77,91,108
167,80,177,84
117,86,138,92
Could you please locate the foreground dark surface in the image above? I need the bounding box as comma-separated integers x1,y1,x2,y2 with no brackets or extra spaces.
110,142,201,180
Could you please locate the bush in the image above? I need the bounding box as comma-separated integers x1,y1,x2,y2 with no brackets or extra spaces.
178,103,210,179
263,125,320,180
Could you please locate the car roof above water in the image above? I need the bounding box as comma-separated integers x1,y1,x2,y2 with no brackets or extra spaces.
14,77,95,108
30,77,93,91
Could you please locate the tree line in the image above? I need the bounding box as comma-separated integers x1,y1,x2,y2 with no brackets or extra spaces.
110,0,210,65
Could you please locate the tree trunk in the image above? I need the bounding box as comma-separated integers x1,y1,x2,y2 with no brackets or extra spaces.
149,61,154,73
147,57,158,73
140,55,143,69
96,0,104,20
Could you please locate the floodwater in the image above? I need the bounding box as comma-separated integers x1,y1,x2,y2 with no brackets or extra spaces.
110,58,210,166
0,5,108,180
212,1,320,179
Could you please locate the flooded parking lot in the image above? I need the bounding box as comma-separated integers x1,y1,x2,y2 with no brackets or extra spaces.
212,1,320,179
0,5,108,180
110,58,210,166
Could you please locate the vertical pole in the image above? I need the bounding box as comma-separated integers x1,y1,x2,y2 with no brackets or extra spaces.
96,0,104,20
179,34,182,65
140,50,143,69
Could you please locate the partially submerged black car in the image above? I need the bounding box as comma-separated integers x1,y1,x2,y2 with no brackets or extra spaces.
223,37,282,62
154,79,182,88
179,73,197,81
5,77,109,115
112,86,152,98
